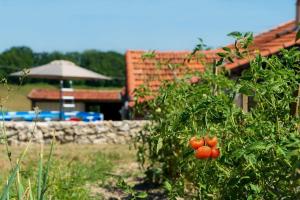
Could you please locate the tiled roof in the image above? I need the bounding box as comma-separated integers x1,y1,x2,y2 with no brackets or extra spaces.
28,89,122,102
126,20,300,101
226,20,298,69
126,50,220,99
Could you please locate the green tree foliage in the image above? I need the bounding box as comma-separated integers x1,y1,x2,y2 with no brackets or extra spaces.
0,46,125,87
0,47,34,77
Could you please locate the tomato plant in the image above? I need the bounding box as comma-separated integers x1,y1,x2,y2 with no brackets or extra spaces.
134,33,300,199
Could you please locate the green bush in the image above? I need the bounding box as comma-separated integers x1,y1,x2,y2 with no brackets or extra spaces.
135,34,300,199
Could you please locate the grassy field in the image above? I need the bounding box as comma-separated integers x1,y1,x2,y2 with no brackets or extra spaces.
0,83,122,111
0,144,138,199
0,83,57,111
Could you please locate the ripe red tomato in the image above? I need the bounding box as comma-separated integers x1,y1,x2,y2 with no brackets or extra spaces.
195,146,211,159
210,148,220,158
189,137,205,150
205,136,218,147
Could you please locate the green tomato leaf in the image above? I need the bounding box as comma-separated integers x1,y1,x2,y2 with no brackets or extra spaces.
228,31,242,39
239,86,255,96
250,184,261,194
216,58,224,66
217,52,227,58
222,47,232,52
228,56,234,63
136,192,148,199
156,137,163,154
296,29,300,41
241,70,253,80
164,181,172,192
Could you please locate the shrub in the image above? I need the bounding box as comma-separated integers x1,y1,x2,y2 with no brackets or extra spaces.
134,34,300,199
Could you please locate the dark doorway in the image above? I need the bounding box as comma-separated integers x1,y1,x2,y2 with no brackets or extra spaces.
86,102,123,120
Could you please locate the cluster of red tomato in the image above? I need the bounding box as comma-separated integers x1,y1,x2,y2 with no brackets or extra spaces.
189,136,220,159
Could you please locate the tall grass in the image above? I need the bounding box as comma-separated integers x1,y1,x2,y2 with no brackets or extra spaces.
0,109,54,200
0,142,119,199
1,75,59,199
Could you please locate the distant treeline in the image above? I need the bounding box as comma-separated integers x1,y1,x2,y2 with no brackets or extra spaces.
0,46,125,87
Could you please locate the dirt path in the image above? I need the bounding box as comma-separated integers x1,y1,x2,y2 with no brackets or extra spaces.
89,162,166,200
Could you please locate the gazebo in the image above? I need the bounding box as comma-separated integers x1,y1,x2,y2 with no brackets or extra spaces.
10,60,112,120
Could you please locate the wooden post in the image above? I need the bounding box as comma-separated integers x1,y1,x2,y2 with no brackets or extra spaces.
59,80,63,120
295,85,300,117
242,94,248,112
213,66,219,96
297,0,300,26
291,85,300,117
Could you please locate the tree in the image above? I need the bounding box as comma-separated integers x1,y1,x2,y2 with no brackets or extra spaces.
0,46,125,87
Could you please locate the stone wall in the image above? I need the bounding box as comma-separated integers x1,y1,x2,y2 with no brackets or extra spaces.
1,121,149,145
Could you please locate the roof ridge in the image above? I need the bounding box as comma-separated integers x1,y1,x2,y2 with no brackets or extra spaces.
29,88,121,92
126,21,296,55
75,89,121,92
126,49,222,55
126,50,191,54
253,20,295,39
28,89,122,101
125,20,298,101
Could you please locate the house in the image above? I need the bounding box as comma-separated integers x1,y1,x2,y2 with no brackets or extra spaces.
27,89,124,120
125,1,300,113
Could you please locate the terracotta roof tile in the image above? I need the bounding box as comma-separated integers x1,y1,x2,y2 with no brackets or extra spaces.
126,20,299,101
28,89,122,102
126,50,208,98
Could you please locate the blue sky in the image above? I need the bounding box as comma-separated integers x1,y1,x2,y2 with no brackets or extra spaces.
0,0,295,53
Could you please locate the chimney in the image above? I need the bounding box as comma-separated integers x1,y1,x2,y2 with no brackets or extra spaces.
297,0,300,26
